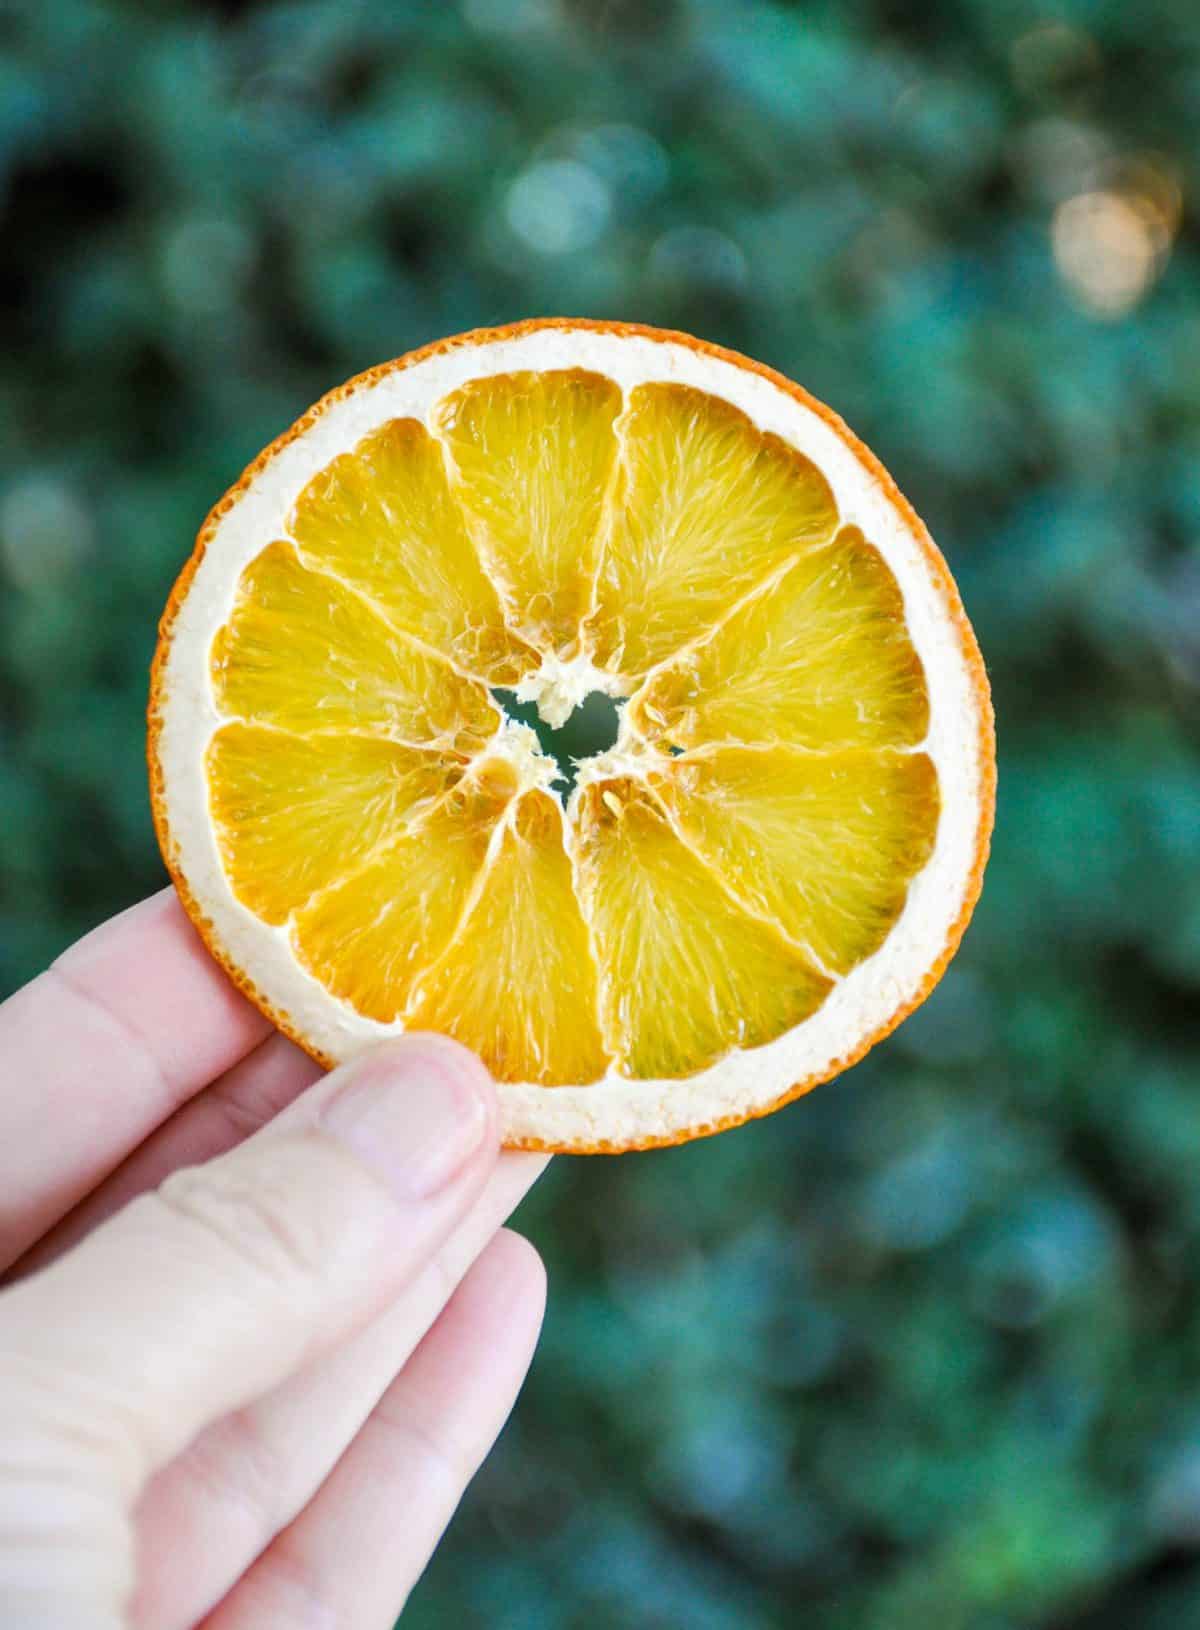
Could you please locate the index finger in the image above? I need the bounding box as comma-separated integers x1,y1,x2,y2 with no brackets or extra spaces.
0,888,272,1268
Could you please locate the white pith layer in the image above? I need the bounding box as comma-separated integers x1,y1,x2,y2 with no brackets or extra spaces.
154,325,987,1148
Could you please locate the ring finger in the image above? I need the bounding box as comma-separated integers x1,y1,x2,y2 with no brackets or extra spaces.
132,1149,548,1630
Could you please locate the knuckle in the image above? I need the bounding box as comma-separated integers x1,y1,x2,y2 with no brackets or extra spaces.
246,1539,341,1630
153,1136,331,1290
374,1400,477,1502
0,1350,136,1481
176,1400,288,1541
0,1359,136,1617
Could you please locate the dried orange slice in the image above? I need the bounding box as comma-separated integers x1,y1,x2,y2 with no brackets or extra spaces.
149,320,994,1153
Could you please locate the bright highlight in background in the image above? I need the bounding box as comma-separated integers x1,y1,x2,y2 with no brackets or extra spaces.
1052,159,1180,319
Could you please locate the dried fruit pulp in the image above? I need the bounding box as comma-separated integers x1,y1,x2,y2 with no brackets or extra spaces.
206,369,940,1086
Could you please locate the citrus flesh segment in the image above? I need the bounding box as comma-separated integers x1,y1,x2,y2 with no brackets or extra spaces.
433,370,622,659
207,724,460,928
406,791,611,1086
211,540,500,751
630,525,930,752
649,746,940,977
572,778,833,1079
288,417,536,686
290,760,518,1024
586,383,839,680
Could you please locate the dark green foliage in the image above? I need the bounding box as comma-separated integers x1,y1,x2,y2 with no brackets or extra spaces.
2,0,1199,1624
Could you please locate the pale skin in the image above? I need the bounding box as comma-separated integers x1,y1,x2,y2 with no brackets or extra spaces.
0,888,550,1628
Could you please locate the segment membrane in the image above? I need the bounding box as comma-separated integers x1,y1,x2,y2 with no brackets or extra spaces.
212,541,499,751
586,383,839,679
572,778,832,1079
290,760,519,1023
434,370,622,659
289,417,536,685
408,791,611,1085
207,724,458,926
629,526,930,751
650,746,940,975
203,368,943,1086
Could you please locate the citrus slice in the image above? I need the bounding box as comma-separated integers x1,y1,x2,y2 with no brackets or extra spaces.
149,319,994,1153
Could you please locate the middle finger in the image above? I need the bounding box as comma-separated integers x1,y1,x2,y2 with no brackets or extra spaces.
131,1149,548,1630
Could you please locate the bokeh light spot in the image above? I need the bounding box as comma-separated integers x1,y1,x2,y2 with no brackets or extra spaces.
505,158,612,254
1052,156,1180,319
0,479,94,591
1053,190,1170,319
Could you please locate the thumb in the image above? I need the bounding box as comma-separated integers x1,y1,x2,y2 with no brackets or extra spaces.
0,1035,497,1506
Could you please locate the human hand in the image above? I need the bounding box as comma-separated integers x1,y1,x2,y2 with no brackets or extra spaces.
0,890,549,1628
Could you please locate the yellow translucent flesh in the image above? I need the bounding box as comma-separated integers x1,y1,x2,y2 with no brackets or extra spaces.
288,417,536,686
572,780,832,1079
200,370,943,1077
407,791,611,1086
212,542,499,752
290,761,518,1024
630,526,930,752
434,371,622,659
650,747,940,977
207,724,459,927
586,383,839,680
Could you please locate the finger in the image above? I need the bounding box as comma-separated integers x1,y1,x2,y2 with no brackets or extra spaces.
8,1033,322,1282
0,889,271,1268
0,1036,498,1518
132,1148,549,1630
201,1230,546,1630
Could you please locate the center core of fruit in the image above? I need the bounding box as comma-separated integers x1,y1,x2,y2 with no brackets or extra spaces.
492,688,622,793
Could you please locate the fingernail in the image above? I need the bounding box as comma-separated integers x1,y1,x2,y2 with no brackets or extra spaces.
321,1040,493,1201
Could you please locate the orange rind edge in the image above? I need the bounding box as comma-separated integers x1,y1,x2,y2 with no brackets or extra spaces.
147,317,997,1155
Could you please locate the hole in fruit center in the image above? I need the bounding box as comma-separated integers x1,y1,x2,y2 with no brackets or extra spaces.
492,688,621,792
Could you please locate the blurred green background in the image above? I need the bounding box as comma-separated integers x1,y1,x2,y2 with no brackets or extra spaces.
3,0,1200,1625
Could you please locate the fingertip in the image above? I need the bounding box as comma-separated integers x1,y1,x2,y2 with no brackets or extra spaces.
370,1032,501,1145
493,1226,547,1292
392,1030,496,1088
472,1228,548,1335
319,1033,500,1206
